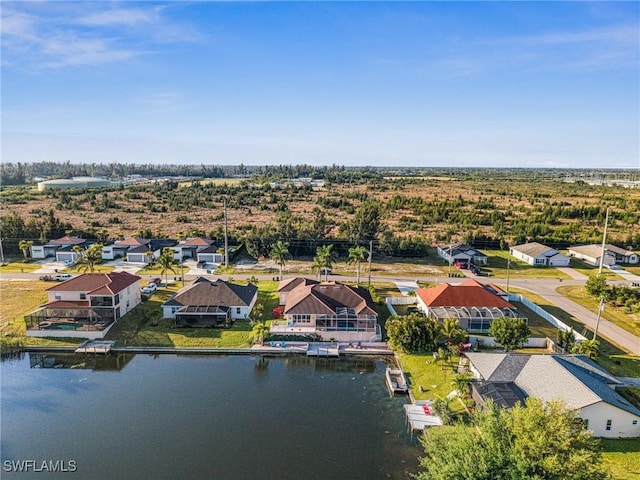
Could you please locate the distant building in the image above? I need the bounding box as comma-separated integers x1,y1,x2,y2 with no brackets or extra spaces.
437,243,488,266
37,177,112,191
568,244,638,266
31,236,93,263
510,242,570,267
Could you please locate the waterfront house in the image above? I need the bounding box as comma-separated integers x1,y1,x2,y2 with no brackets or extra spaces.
509,242,570,267
465,352,640,438
415,279,524,332
270,279,381,342
25,271,142,339
277,277,319,305
162,277,258,327
437,243,488,266
568,244,639,266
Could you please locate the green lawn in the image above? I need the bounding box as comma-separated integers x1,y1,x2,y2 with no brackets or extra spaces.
65,264,115,273
397,353,466,415
0,261,41,273
507,287,640,377
136,265,190,276
511,301,558,338
624,265,640,277
567,257,624,280
481,251,572,279
600,438,640,480
0,279,83,347
557,284,640,338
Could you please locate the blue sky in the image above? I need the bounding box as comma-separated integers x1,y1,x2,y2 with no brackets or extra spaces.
2,1,639,168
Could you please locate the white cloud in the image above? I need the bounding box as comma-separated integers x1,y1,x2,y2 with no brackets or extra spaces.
1,3,200,70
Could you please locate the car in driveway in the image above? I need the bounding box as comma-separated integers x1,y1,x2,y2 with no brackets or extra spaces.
141,283,158,295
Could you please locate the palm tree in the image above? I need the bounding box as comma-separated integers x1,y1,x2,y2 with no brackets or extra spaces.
572,339,600,359
451,372,474,397
269,240,291,280
75,243,104,273
440,318,466,346
347,245,367,285
157,247,179,287
314,244,337,281
18,240,33,261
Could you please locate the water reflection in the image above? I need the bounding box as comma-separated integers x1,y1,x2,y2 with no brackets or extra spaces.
29,352,134,371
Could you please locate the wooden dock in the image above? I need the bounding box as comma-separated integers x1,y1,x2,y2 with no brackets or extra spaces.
306,343,340,357
75,340,115,354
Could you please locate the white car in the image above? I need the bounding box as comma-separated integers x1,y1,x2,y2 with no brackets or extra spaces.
141,283,158,295
54,274,73,281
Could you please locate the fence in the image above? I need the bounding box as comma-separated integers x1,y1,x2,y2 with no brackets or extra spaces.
508,294,587,341
385,296,417,316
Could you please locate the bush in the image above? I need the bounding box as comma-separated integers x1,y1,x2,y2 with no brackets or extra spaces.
272,306,284,319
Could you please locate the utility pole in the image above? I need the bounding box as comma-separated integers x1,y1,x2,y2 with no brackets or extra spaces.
447,241,452,277
506,252,511,293
224,198,229,268
593,296,605,341
0,235,4,265
598,207,610,275
367,240,373,287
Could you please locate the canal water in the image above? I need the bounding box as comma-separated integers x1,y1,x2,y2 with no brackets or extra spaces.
1,353,422,479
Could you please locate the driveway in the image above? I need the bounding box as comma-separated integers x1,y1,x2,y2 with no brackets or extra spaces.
393,280,420,296
104,259,142,275
33,259,69,274
556,267,587,280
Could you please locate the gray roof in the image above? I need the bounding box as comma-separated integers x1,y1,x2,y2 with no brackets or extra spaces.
511,242,560,258
164,278,257,308
465,352,640,417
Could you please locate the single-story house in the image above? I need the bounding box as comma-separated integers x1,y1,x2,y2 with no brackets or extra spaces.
276,277,319,305
415,279,524,332
195,245,224,265
121,238,178,264
437,243,488,266
568,245,618,267
510,242,570,267
465,352,640,438
162,277,258,327
270,279,380,342
25,272,141,339
31,236,92,262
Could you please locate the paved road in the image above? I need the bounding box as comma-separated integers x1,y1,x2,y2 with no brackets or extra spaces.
3,271,638,355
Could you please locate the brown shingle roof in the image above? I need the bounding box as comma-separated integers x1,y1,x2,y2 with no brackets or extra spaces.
277,277,319,293
284,282,377,316
164,278,257,308
416,279,514,308
46,272,141,295
49,236,86,246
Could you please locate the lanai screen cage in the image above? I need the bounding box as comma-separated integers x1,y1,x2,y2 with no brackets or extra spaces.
426,306,526,332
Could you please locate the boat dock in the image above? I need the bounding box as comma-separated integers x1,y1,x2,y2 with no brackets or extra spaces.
404,400,443,440
75,340,115,354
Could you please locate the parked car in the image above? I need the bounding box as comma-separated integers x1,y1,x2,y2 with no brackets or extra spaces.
39,275,54,281
54,273,73,281
141,283,158,294
150,277,162,286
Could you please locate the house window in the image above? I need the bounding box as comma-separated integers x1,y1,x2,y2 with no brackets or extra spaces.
80,293,86,300
583,419,589,430
606,420,612,431
55,294,62,300
633,420,638,425
236,308,242,315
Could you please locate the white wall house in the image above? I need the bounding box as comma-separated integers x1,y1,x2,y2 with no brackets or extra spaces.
466,352,640,438
24,272,141,339
437,243,488,266
569,245,617,267
162,278,257,327
510,242,570,267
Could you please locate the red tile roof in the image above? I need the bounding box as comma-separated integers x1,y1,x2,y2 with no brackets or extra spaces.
181,237,213,247
115,237,149,247
416,279,514,308
46,272,141,295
